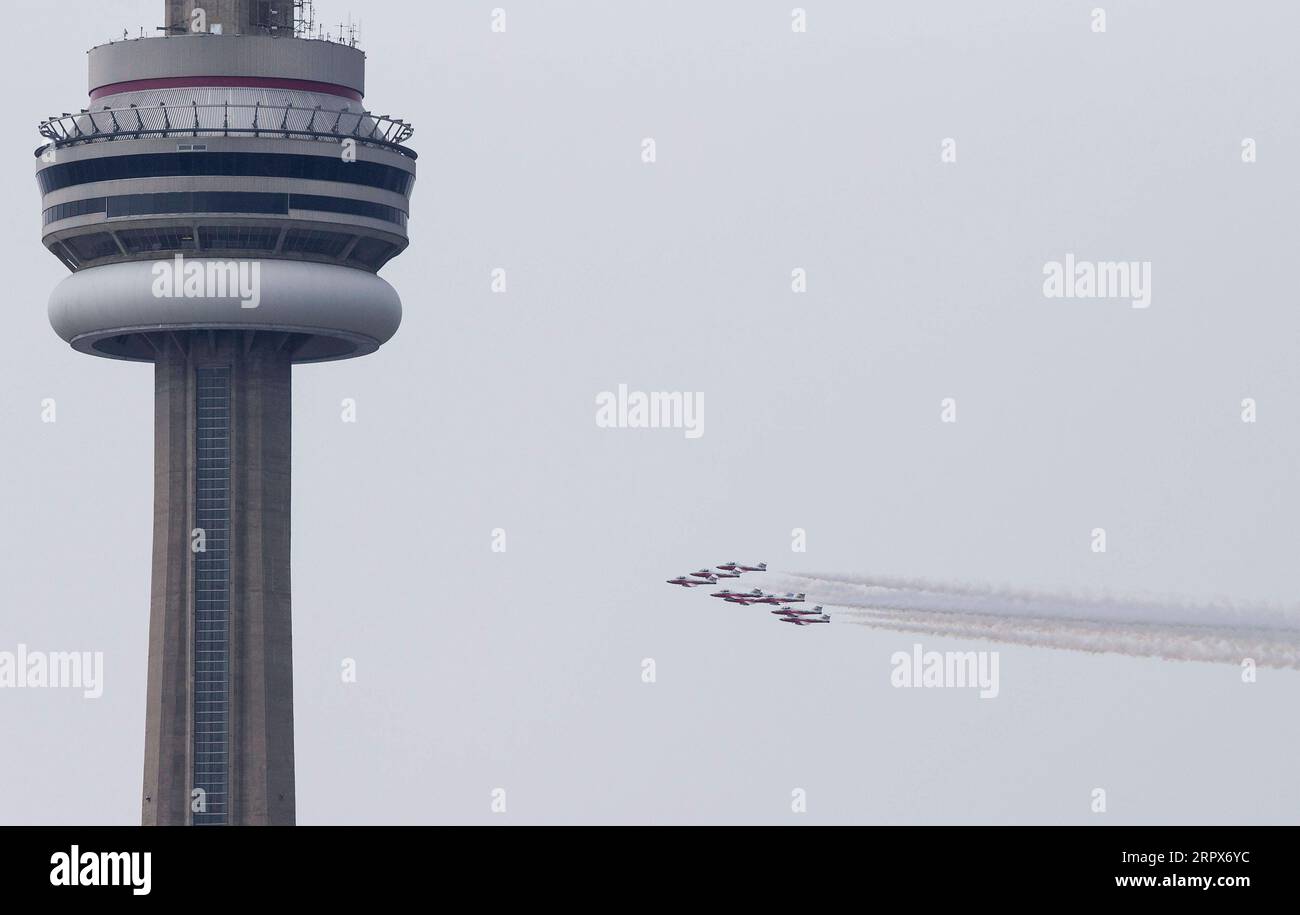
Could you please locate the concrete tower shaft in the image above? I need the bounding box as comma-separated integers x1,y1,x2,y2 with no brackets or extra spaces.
37,6,414,825
144,334,295,825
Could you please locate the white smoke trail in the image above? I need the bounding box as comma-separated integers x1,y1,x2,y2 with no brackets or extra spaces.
771,573,1300,631
759,573,1300,667
834,605,1300,667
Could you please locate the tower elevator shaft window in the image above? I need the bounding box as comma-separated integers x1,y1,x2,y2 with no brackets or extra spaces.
193,366,231,825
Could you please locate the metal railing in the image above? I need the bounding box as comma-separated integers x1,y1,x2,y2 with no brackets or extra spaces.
39,101,415,157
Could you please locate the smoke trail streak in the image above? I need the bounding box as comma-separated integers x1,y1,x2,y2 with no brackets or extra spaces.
831,605,1300,667
757,573,1300,667
769,573,1300,632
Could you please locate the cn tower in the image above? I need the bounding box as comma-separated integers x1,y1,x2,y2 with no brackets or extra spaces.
36,1,414,825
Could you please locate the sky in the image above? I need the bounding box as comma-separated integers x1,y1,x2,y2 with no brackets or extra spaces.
2,0,1299,824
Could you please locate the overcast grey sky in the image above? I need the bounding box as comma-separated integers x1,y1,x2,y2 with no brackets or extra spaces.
3,0,1299,824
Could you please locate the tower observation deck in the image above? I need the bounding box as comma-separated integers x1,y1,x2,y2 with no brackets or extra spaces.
36,1,415,825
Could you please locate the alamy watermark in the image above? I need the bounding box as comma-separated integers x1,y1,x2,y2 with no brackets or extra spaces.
151,254,261,309
50,846,150,895
891,643,999,699
596,384,704,439
0,644,103,698
1043,254,1151,309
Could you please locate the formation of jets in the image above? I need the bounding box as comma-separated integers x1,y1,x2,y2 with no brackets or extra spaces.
664,562,830,628
665,562,766,588
709,588,804,606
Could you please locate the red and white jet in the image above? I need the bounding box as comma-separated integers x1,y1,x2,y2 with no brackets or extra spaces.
689,569,721,581
779,614,830,626
711,588,765,604
717,561,767,573
667,574,714,587
710,567,742,579
754,591,805,605
770,605,825,617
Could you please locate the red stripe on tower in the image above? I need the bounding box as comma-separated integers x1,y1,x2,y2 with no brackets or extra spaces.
90,75,363,102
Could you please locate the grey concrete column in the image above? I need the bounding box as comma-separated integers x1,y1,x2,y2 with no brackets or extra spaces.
141,332,295,826
142,346,193,826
